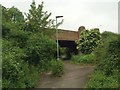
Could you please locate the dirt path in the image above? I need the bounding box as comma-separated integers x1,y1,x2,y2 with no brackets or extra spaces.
36,61,95,88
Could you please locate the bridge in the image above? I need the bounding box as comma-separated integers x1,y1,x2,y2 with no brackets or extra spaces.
53,26,85,58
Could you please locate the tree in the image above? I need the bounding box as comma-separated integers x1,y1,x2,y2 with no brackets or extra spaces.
24,0,63,32
2,5,25,37
76,28,101,54
2,5,24,25
8,7,24,23
2,5,13,37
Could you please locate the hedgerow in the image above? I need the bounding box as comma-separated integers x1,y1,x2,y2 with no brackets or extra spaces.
2,39,40,88
50,59,64,77
86,31,119,88
25,33,56,67
85,70,118,88
2,1,64,88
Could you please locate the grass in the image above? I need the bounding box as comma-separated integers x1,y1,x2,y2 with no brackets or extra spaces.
71,53,95,64
85,70,118,88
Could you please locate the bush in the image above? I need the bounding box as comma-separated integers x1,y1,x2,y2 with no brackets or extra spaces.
2,39,40,88
25,33,56,67
98,38,119,75
86,32,119,88
71,53,95,64
85,70,118,88
76,28,101,54
94,31,118,63
50,59,64,77
2,22,11,38
94,32,119,75
5,29,30,48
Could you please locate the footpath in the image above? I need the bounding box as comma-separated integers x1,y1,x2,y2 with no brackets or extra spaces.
36,61,95,88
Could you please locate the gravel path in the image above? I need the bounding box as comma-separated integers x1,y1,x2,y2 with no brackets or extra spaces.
36,61,95,88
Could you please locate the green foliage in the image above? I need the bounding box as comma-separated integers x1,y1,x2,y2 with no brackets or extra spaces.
6,29,30,48
2,6,24,23
2,22,11,38
71,53,95,64
25,33,56,66
50,59,64,77
94,31,118,62
85,70,118,88
76,28,101,54
94,31,119,75
2,39,40,88
2,5,25,38
1,1,64,88
86,31,119,88
97,36,119,75
24,0,62,32
7,6,24,25
2,5,24,29
25,1,50,32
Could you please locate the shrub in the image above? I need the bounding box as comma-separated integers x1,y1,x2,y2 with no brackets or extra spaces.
5,29,30,48
85,70,118,88
2,39,40,88
94,32,119,75
2,22,11,38
86,32,119,88
25,33,56,66
94,31,118,63
71,53,95,64
98,38,119,75
50,59,64,77
76,28,101,54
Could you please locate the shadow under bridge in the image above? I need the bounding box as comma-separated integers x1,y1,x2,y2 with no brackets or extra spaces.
58,40,78,59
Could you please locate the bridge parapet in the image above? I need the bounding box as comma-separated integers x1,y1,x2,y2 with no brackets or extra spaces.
53,26,85,41
58,29,78,41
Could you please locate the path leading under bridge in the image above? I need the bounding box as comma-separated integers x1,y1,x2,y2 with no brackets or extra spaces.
36,61,95,88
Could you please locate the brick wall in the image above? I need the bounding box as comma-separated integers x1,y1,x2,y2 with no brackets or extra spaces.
58,29,79,41
52,26,85,41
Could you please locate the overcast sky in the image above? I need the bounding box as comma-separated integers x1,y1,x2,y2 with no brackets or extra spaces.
0,0,119,33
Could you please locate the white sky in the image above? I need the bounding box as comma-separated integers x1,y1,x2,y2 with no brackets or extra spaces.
0,0,119,33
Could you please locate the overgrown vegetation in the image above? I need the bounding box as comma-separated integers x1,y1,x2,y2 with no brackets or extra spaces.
2,0,119,88
2,39,40,88
76,28,101,54
25,33,56,65
85,31,119,88
72,53,95,64
50,59,64,77
85,70,118,88
2,0,64,88
72,28,101,64
73,29,119,88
